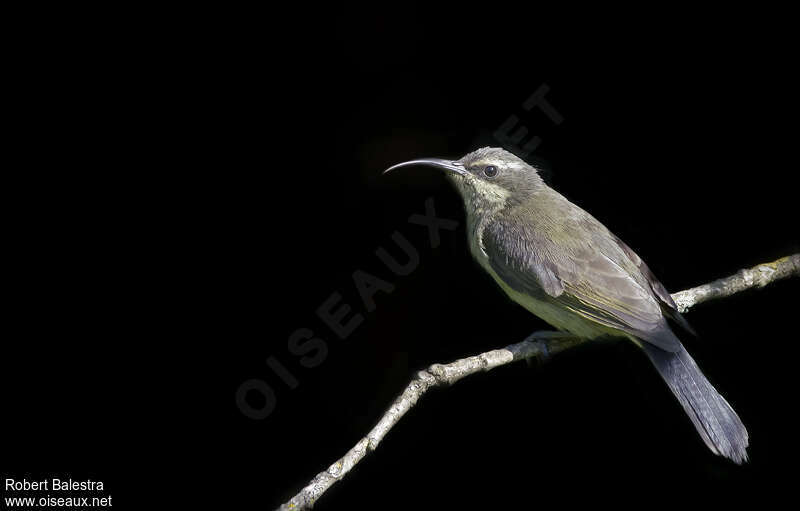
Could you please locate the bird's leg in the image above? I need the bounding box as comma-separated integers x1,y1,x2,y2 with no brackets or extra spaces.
522,330,581,366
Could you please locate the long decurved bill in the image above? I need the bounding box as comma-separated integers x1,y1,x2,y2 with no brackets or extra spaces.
383,158,467,176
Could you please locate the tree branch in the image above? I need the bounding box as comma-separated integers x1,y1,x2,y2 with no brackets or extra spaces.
671,254,799,313
278,254,799,510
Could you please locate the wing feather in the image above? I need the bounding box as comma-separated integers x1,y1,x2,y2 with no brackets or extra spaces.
612,235,696,335
482,204,680,352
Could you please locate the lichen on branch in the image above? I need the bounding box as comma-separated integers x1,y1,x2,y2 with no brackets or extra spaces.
278,254,798,511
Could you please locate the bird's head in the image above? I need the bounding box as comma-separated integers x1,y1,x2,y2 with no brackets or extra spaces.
384,147,545,210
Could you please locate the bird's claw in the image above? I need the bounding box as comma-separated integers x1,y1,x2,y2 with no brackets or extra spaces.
523,331,559,366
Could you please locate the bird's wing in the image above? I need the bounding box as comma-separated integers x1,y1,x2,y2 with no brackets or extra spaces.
482,211,681,352
611,234,696,335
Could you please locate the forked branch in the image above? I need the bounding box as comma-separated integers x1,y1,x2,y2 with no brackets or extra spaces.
278,254,799,510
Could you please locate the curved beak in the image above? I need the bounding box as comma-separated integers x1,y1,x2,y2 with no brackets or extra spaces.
383,158,467,177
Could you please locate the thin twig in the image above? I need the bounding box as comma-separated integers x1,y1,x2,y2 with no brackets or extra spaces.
671,254,799,312
278,254,799,510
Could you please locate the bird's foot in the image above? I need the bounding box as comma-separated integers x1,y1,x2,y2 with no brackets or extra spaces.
523,330,575,366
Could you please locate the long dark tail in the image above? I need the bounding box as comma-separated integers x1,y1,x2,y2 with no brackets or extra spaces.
640,342,749,464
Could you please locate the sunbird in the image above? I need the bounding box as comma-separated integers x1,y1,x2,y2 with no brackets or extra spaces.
386,147,749,463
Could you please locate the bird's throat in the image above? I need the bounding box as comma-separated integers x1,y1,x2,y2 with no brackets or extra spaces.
448,174,510,217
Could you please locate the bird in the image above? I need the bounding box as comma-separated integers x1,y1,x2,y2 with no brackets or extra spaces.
384,146,749,464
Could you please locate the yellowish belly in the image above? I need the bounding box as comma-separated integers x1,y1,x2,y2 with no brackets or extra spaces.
467,214,611,340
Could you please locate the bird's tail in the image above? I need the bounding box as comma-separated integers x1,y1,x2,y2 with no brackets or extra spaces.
640,342,749,464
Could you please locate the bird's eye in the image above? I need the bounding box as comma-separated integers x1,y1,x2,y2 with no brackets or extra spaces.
483,165,498,178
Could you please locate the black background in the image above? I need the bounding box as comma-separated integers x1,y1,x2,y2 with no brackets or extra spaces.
3,5,798,510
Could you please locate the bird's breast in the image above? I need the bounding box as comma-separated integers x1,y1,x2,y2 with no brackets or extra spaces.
465,212,609,340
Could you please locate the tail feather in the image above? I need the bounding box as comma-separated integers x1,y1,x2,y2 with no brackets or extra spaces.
641,342,749,464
